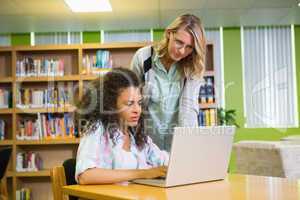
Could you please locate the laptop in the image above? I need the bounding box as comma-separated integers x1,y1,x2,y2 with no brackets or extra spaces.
132,126,236,187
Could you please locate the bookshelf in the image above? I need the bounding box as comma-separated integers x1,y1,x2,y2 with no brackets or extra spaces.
0,41,215,199
0,77,13,83
0,50,12,78
0,42,148,200
15,170,51,177
198,43,218,126
15,75,80,82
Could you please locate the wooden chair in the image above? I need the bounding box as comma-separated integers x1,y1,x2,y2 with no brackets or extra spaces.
50,166,69,200
62,159,77,187
0,177,8,200
51,158,77,200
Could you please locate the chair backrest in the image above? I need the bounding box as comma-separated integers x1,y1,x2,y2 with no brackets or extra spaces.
62,158,77,200
0,177,8,200
0,147,11,200
51,158,77,200
0,147,12,180
62,158,76,186
50,166,68,200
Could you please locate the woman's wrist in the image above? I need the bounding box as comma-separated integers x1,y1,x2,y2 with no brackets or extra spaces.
133,169,147,179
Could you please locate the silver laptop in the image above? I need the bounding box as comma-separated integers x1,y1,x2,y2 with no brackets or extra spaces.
133,126,236,187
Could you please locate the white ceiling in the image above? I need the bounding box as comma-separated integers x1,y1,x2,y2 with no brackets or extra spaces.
0,0,299,33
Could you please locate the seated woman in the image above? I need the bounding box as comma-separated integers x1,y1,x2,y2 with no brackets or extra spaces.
75,68,169,185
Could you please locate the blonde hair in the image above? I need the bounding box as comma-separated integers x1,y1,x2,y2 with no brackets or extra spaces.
155,14,206,79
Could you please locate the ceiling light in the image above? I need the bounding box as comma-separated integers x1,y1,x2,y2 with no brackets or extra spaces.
298,1,300,7
64,0,112,12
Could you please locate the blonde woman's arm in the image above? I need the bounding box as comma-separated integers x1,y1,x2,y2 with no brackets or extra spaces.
179,78,203,127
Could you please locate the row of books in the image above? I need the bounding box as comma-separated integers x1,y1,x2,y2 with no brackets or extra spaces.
16,151,43,172
0,89,12,108
17,113,76,140
199,76,215,104
198,108,217,126
0,119,5,140
82,50,112,74
16,84,74,108
16,57,65,77
16,188,32,200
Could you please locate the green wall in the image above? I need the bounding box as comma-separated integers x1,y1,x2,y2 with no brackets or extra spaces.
82,31,101,43
223,28,245,127
11,33,30,46
153,29,164,41
223,26,300,172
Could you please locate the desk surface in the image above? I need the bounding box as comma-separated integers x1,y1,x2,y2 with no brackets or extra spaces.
63,174,300,200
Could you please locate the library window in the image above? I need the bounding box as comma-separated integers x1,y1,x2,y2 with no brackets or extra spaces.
103,30,151,43
0,34,10,46
34,32,81,45
242,26,298,128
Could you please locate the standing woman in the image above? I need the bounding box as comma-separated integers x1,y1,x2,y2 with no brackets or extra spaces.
131,14,206,150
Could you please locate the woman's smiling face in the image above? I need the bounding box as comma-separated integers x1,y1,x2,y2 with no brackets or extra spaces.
168,28,194,62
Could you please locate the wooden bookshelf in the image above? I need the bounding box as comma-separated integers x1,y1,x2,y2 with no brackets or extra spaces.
203,70,215,77
0,42,149,200
6,170,14,177
15,138,80,145
0,140,13,145
80,69,111,79
15,170,50,177
15,106,77,114
0,51,12,78
15,75,80,82
0,109,13,114
81,42,149,49
199,43,218,127
0,77,13,83
199,103,217,109
80,74,100,81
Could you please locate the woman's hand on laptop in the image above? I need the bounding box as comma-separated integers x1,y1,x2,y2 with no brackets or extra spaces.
139,166,167,179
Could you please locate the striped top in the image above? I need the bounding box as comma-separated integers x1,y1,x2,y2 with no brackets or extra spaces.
75,123,169,182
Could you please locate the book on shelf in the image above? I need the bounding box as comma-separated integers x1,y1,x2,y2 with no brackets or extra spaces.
198,108,217,127
206,77,215,104
0,88,12,108
17,113,76,140
16,151,43,172
16,82,74,109
16,57,64,77
0,119,5,140
198,76,215,104
82,50,112,74
16,188,31,200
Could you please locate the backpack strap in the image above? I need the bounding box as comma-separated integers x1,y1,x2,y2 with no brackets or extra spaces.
142,46,153,82
143,46,187,87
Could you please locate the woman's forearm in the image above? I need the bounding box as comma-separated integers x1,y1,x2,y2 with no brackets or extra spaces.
78,168,147,185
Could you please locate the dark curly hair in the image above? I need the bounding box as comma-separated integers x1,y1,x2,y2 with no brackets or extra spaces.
77,67,148,150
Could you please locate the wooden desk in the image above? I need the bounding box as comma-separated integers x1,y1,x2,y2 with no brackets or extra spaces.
62,174,300,200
